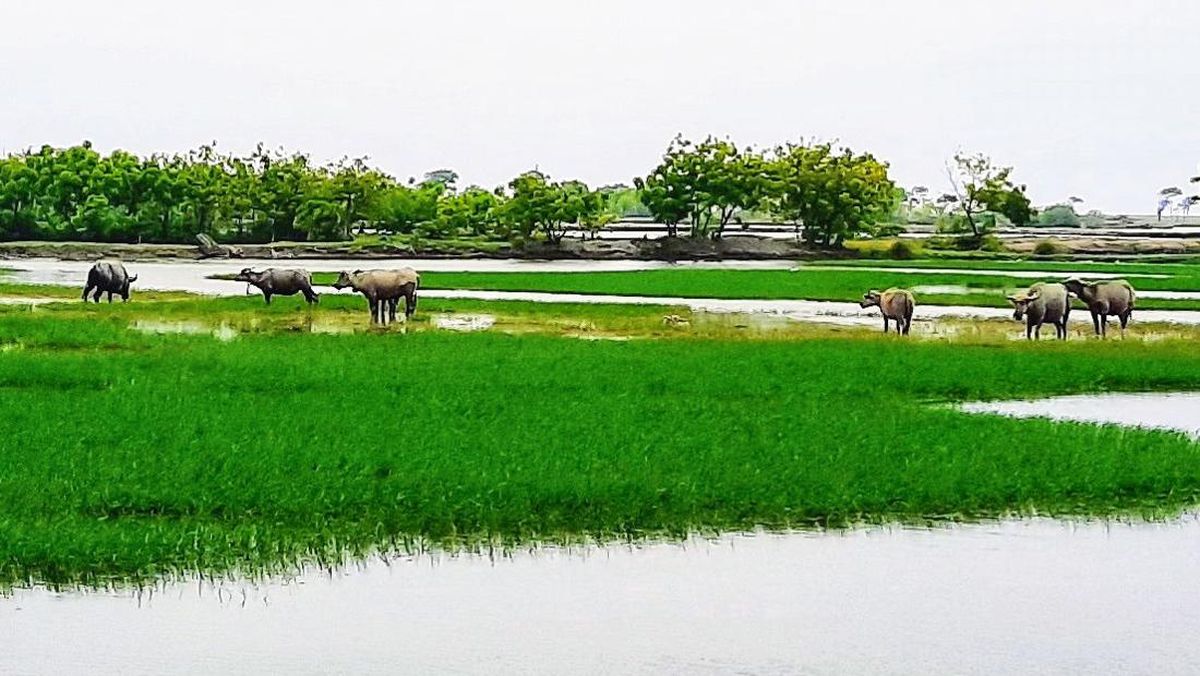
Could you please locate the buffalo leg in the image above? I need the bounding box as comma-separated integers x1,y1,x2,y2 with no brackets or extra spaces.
264,293,272,305
82,284,93,301
1026,322,1033,340
405,285,417,318
106,291,113,303
883,317,889,334
1091,311,1100,336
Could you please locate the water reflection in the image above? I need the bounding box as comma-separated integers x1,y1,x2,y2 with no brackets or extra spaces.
5,520,1200,674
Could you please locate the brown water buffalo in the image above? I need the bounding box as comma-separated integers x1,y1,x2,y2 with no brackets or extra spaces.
1063,277,1135,337
82,261,138,303
859,288,915,335
233,268,319,305
1007,282,1071,340
332,268,420,324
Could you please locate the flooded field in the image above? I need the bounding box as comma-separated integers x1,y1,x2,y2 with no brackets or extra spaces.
960,392,1200,439
8,258,1200,327
4,519,1199,675
2,257,797,294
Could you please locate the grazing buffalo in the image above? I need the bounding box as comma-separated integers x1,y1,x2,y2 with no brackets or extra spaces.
332,268,420,324
82,261,137,303
1007,282,1071,340
859,288,915,335
1063,278,1135,337
233,268,319,305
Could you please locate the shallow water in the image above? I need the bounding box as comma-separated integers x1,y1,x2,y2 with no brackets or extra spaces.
4,519,1200,675
431,313,496,332
130,320,239,342
0,296,64,306
2,257,796,294
8,258,1200,326
421,289,1200,327
959,392,1200,439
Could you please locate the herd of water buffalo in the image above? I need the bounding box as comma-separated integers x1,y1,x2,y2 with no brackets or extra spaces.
82,261,420,324
82,260,1136,337
859,279,1136,338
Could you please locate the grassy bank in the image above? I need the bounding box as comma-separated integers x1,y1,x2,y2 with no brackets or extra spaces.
1,298,1200,588
301,267,1200,311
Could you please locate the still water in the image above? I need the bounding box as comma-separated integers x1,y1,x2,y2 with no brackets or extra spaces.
4,519,1200,676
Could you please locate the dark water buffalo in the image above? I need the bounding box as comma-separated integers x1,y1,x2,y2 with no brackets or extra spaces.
332,268,420,324
82,261,138,303
859,288,915,335
1063,277,1135,337
233,268,319,305
1007,282,1070,340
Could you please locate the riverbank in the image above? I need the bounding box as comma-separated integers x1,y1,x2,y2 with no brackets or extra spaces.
6,231,1199,263
0,235,827,262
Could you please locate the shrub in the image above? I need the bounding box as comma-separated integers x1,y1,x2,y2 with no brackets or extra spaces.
1032,239,1062,256
1036,205,1080,227
888,240,916,260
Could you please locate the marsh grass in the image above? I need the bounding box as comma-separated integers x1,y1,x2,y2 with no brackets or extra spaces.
296,267,1200,311
1,294,1200,588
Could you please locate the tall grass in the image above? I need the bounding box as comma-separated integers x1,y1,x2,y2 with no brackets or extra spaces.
1,312,1199,588
302,268,1200,310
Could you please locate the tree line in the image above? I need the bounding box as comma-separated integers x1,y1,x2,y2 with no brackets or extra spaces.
0,137,1029,246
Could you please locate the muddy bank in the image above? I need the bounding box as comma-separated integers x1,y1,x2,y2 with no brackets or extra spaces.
1004,236,1200,256
0,236,834,263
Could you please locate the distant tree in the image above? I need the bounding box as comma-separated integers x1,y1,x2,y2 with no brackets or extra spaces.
945,152,1032,236
636,135,771,239
372,181,444,234
769,142,896,247
1037,204,1081,227
434,186,500,237
907,185,929,207
423,169,459,189
497,171,598,244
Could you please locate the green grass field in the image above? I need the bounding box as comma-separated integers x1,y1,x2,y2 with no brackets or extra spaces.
2,294,1200,589
300,265,1200,311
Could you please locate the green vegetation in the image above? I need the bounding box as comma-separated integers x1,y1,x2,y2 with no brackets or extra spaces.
3,135,902,249
2,293,1200,589
943,151,1034,234
1036,205,1082,227
296,266,1200,311
0,143,611,246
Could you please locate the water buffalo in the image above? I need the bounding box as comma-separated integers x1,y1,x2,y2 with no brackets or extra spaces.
859,288,915,335
332,268,420,324
1007,282,1070,340
1063,277,1135,337
233,268,319,305
82,261,138,303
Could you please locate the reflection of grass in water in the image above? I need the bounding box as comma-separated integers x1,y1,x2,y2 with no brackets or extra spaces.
296,268,1200,310
2,298,1200,588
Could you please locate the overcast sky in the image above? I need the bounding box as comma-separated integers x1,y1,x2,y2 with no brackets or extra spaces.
3,0,1198,213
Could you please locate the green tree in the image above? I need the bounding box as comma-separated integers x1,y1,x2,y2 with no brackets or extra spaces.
636,136,770,239
945,152,1033,236
372,181,443,234
769,143,896,247
434,187,500,237
498,171,595,244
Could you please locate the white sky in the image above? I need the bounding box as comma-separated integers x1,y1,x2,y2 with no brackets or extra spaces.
3,0,1198,213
